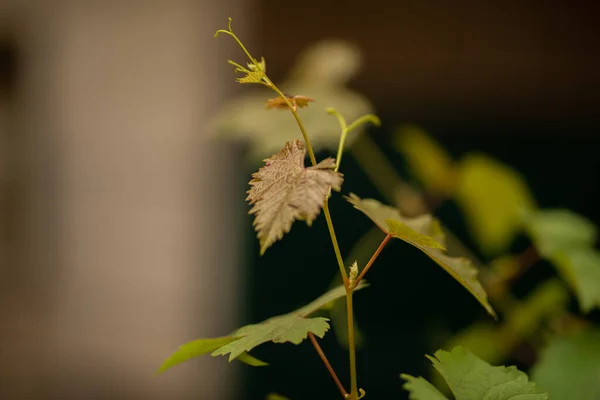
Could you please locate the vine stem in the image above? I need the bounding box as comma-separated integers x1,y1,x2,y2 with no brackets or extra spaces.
263,77,348,285
346,288,358,399
353,234,392,288
265,77,318,166
308,332,348,398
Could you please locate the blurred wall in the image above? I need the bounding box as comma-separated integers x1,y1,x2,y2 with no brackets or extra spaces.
1,1,252,399
258,0,600,124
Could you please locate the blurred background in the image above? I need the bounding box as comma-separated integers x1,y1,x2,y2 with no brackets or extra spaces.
0,1,598,399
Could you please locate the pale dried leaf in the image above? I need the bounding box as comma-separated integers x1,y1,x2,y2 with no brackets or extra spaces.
247,139,343,254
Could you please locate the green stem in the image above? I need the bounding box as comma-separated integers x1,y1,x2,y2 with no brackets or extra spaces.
335,128,349,173
323,201,349,285
346,288,358,400
261,77,346,283
346,114,380,135
265,77,318,166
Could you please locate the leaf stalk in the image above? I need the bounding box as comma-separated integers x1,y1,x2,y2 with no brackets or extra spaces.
353,234,392,288
308,332,348,398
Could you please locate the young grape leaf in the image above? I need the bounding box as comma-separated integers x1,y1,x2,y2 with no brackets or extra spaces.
401,374,448,400
346,194,495,318
158,283,367,372
524,209,600,312
455,153,537,256
237,70,265,84
402,346,548,400
247,139,343,255
531,330,600,400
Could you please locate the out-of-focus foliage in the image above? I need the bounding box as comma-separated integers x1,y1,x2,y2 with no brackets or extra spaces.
394,125,599,400
394,125,457,199
394,127,537,256
402,346,548,400
455,153,537,256
214,39,374,163
531,330,600,400
433,279,569,389
266,393,292,400
524,209,600,312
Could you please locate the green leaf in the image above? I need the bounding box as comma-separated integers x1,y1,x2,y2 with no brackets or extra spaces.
455,153,536,256
158,283,367,371
346,194,495,318
247,140,343,255
531,330,600,400
157,336,237,373
554,248,600,312
236,351,269,367
401,374,448,400
438,278,569,375
386,219,446,250
523,209,597,258
294,281,367,316
393,125,457,198
417,346,548,400
524,209,600,312
236,70,265,84
504,278,570,337
266,394,291,400
212,316,330,361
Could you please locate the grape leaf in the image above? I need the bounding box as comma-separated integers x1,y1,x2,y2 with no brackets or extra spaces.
158,283,366,371
438,278,569,381
247,139,343,255
213,316,330,361
401,374,448,400
346,194,495,318
236,351,269,366
213,282,366,360
455,153,537,256
266,394,292,400
523,209,597,258
213,39,374,163
552,248,600,313
402,346,548,400
157,336,237,373
237,70,265,84
524,209,600,312
393,125,457,198
531,330,600,400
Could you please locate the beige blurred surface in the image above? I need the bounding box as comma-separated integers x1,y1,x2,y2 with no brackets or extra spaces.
1,1,252,398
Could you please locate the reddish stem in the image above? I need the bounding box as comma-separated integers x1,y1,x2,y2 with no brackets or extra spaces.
308,332,348,398
353,234,392,287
